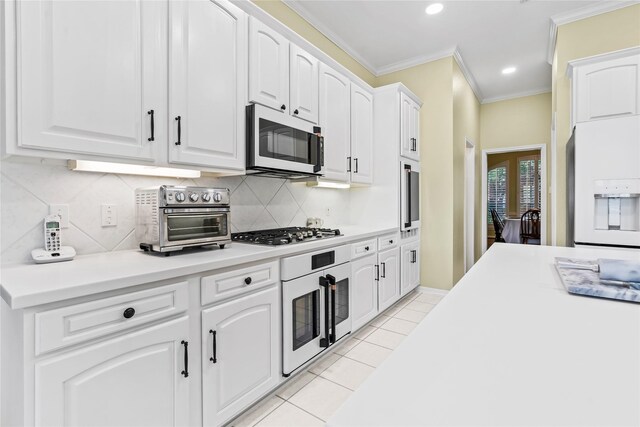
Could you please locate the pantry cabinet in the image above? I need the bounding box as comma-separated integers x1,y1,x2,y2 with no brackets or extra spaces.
35,317,190,427
400,92,420,161
202,286,280,426
15,0,165,161
249,18,290,113
351,253,379,331
378,246,400,312
401,240,421,295
319,63,352,182
169,0,247,170
350,83,374,185
290,45,320,124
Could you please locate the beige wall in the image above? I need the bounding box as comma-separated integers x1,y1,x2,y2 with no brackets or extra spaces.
251,0,377,86
553,5,640,245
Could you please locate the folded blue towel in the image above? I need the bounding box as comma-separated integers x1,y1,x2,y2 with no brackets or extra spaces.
598,259,640,284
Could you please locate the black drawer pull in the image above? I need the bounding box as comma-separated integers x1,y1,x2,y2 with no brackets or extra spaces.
244,277,252,285
294,109,299,115
365,246,369,251
280,104,286,111
147,110,154,142
181,340,189,377
354,158,359,173
123,307,135,319
175,116,182,145
389,240,393,244
209,330,217,363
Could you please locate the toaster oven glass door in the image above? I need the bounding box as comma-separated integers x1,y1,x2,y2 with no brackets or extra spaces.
165,212,229,243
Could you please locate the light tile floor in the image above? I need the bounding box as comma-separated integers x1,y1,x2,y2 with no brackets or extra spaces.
229,287,447,427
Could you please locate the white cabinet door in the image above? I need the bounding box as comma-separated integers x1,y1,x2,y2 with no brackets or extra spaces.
290,44,319,124
202,286,280,426
575,54,640,124
249,18,289,112
401,241,420,295
400,93,420,160
17,0,164,161
351,253,378,331
378,247,400,312
350,83,374,185
35,317,189,427
411,100,421,160
169,0,247,170
319,63,351,182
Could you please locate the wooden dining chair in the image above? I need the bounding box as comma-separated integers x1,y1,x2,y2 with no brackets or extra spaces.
490,209,506,243
520,209,541,244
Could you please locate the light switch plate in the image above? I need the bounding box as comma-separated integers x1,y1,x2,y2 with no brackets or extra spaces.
49,204,69,228
101,204,117,227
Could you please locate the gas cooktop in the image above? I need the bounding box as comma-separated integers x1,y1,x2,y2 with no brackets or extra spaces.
231,227,341,246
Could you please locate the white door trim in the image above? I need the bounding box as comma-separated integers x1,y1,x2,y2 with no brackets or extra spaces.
481,144,547,254
464,138,476,272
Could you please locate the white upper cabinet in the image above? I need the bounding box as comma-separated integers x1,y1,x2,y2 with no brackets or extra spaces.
400,92,420,161
571,51,640,125
319,63,351,182
249,18,289,112
169,0,247,170
350,83,374,185
17,0,165,161
290,45,319,124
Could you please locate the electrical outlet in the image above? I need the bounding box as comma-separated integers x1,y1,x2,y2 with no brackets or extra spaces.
101,204,117,227
49,204,69,228
326,207,331,217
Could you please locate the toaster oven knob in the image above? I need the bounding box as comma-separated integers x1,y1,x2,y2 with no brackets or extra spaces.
213,192,222,203
201,193,211,202
175,192,185,202
189,193,199,202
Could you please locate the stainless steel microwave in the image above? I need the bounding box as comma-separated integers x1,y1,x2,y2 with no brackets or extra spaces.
246,103,324,179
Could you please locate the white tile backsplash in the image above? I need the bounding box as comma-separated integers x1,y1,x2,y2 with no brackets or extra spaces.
0,158,350,265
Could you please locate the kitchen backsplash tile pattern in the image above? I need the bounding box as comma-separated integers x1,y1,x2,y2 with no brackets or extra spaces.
0,158,350,265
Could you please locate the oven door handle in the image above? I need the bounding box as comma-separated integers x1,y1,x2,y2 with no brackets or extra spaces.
319,276,330,348
404,164,412,228
326,274,337,344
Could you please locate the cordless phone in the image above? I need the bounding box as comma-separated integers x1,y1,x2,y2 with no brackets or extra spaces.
31,215,76,264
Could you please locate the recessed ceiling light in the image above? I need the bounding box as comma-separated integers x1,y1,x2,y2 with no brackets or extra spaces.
502,66,517,75
425,3,444,15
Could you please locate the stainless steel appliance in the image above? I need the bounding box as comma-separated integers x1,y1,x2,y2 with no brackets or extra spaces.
246,103,324,179
401,158,421,231
281,245,351,376
135,185,231,253
231,227,341,246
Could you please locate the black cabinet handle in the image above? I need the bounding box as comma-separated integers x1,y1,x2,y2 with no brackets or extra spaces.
123,307,135,319
209,330,217,363
375,264,379,281
365,246,369,251
411,250,417,263
175,116,182,145
280,104,286,111
354,158,359,173
294,109,299,115
181,340,189,377
347,157,352,173
389,239,394,244
244,277,252,285
147,110,154,142
381,262,386,278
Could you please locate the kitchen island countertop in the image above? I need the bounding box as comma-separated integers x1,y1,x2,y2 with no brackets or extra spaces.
1,226,397,309
329,243,640,427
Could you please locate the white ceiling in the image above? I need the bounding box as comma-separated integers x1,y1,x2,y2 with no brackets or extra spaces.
284,0,636,102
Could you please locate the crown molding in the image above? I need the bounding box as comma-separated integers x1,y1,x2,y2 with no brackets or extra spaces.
481,87,551,105
546,1,640,64
281,0,379,76
452,49,483,102
375,47,457,76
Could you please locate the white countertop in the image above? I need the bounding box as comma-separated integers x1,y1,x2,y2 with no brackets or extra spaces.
329,243,640,427
1,226,396,310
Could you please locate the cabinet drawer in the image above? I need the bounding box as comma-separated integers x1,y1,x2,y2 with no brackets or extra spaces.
351,238,377,260
201,260,279,306
378,233,400,251
35,282,189,356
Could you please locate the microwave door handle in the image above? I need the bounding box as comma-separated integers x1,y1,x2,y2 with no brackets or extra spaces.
319,276,330,348
313,135,323,173
404,165,412,228
326,274,337,344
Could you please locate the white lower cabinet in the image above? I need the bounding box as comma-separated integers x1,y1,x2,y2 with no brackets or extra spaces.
401,240,421,295
34,316,190,427
377,247,400,312
202,286,280,426
351,253,378,331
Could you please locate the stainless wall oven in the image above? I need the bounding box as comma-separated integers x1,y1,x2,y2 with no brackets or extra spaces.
401,159,421,231
246,103,324,179
281,245,351,376
135,186,231,253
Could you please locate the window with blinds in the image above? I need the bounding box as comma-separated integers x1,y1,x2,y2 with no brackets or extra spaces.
487,162,508,224
518,155,541,215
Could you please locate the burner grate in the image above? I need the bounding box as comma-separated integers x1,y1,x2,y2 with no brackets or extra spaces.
232,227,341,245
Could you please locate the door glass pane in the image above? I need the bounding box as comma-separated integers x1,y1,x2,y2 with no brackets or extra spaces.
334,278,349,326
259,118,318,165
292,290,319,351
166,214,227,241
410,171,420,221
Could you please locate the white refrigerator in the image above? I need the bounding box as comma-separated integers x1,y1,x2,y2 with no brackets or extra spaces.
567,115,640,249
